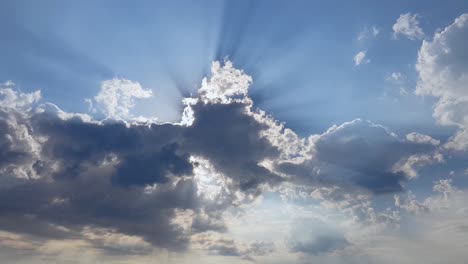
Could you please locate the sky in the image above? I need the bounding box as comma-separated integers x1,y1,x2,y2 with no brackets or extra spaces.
1,1,468,263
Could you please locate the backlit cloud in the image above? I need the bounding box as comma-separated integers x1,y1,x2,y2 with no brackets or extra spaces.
0,58,466,263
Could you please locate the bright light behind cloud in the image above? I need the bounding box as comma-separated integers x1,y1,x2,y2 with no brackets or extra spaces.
1,2,468,264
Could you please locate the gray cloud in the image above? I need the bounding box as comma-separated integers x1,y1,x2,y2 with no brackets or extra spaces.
0,64,284,255
0,61,444,259
274,119,438,194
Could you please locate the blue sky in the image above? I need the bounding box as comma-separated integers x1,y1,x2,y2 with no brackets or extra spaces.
1,1,468,263
2,0,467,132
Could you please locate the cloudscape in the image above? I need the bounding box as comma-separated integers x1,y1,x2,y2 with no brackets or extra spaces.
1,1,468,263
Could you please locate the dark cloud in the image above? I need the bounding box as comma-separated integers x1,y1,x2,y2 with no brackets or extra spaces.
0,61,444,258
276,119,439,194
32,112,190,186
0,91,284,253
0,170,198,251
183,101,282,191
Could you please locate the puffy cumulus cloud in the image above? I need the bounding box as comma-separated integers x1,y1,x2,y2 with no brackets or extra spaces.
273,119,439,195
197,60,252,104
416,13,468,125
416,14,468,151
0,60,447,262
392,13,425,40
0,81,41,111
0,62,281,260
354,50,369,66
87,78,153,121
0,84,44,184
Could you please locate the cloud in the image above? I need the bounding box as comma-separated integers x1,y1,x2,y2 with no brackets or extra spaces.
405,132,440,146
354,51,369,66
0,60,449,262
273,119,439,194
0,82,41,111
415,13,468,150
285,180,468,264
197,60,252,104
0,62,283,258
392,152,443,179
361,179,468,264
88,78,153,121
0,86,43,183
392,13,425,40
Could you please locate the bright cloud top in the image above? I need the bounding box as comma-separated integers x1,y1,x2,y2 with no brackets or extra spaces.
416,14,468,150
393,13,425,40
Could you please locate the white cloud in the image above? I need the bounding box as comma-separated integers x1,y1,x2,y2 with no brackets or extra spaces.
91,78,153,120
179,60,253,126
393,13,425,40
1,59,465,264
392,152,444,179
445,129,468,151
354,50,369,66
0,81,41,111
405,132,440,145
197,60,252,104
0,83,44,182
415,13,468,150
